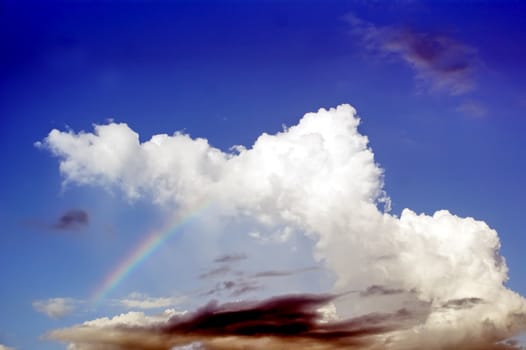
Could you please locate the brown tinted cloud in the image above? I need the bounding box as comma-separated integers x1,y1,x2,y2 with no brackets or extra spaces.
49,293,409,349
48,292,526,350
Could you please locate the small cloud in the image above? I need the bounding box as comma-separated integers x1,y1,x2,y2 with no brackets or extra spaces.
347,14,479,96
252,266,319,278
229,282,261,297
441,297,485,310
201,279,261,298
199,266,232,279
25,209,90,232
52,209,89,230
360,285,405,297
457,100,489,119
213,253,247,264
115,293,184,310
33,297,79,319
0,345,16,350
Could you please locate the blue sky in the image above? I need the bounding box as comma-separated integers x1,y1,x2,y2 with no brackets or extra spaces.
1,1,526,349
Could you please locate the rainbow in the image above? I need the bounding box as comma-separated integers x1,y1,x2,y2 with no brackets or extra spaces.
90,202,211,303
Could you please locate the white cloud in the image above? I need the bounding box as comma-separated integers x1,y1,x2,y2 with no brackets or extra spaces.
41,104,526,347
81,308,184,328
115,292,185,310
0,345,16,350
32,298,79,319
48,309,186,350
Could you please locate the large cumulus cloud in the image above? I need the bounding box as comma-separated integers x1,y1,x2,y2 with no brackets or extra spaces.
40,105,526,348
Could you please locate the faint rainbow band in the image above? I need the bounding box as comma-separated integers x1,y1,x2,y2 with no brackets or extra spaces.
90,201,212,303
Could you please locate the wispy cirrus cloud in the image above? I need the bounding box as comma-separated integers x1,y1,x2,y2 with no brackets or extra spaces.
347,14,480,96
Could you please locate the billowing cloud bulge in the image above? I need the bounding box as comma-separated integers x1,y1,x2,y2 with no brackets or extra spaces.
41,105,526,348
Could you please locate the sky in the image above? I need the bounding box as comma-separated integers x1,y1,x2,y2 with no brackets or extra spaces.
1,1,526,349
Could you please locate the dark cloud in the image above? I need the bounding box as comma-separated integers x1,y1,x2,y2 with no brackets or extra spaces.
161,293,405,342
347,14,479,96
47,293,526,350
52,209,89,230
213,254,247,264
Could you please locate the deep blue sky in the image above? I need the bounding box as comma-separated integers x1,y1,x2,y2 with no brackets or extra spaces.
1,1,526,349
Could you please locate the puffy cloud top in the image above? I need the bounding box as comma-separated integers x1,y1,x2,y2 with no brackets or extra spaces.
41,105,526,348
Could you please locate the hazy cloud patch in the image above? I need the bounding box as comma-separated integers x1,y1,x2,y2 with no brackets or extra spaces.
0,345,16,350
114,292,184,310
457,100,489,119
33,298,80,319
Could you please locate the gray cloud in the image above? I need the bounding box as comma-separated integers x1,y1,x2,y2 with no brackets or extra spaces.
251,266,318,279
199,266,233,279
441,297,485,310
26,209,89,232
213,254,247,264
359,285,405,298
201,279,262,298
